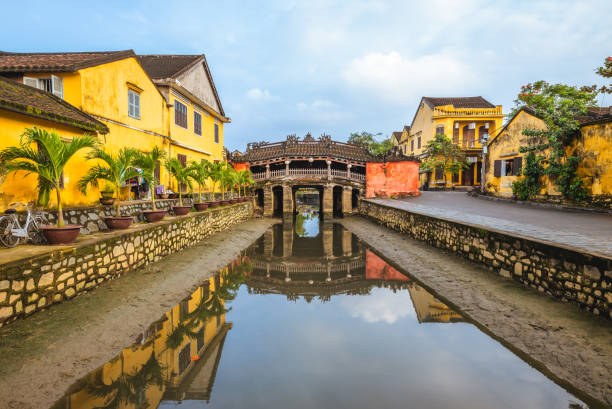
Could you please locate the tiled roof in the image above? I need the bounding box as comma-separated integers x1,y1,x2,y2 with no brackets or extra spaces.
137,54,202,79
0,50,134,73
403,125,410,132
422,96,495,109
0,77,108,133
391,132,402,141
235,134,372,163
578,106,612,125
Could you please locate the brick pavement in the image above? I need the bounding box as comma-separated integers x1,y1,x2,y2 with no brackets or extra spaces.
371,192,612,257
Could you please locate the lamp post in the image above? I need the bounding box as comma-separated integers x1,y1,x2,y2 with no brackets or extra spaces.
480,133,489,193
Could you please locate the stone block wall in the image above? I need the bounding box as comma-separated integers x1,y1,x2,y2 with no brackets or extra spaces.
359,200,611,319
0,202,253,327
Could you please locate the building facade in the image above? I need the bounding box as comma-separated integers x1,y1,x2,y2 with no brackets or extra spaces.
0,77,109,209
0,50,229,209
402,96,504,189
485,106,612,208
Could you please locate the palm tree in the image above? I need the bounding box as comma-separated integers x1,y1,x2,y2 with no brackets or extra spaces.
207,161,226,201
236,169,254,197
0,127,97,227
218,163,234,200
133,146,166,211
164,158,192,206
188,159,211,203
78,148,140,217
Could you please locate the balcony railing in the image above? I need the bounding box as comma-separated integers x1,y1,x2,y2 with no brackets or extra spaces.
433,106,503,118
252,169,366,183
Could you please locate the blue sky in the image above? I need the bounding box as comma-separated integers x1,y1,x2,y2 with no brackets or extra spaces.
3,0,611,151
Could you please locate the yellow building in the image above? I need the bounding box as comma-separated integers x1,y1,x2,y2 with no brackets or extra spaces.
0,50,230,209
57,270,231,408
137,54,231,167
485,106,612,207
0,76,109,209
402,96,504,189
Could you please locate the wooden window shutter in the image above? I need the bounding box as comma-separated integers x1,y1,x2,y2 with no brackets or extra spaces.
23,77,38,89
453,126,459,143
493,160,501,177
514,157,523,176
51,75,63,98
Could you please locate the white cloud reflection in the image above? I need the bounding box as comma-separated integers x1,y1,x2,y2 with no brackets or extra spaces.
341,287,415,324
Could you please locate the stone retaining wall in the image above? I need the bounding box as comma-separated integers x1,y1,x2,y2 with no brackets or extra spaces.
359,200,611,319
0,202,253,327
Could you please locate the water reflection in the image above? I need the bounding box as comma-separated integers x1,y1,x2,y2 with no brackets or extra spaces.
51,217,595,409
51,258,252,409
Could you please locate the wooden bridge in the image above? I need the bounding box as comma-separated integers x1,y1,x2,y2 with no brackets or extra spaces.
232,133,370,219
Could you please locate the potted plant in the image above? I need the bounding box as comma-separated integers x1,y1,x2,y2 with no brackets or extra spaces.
134,146,167,222
164,158,193,215
236,169,254,202
207,161,225,208
100,183,115,205
78,147,139,230
217,162,232,206
0,127,96,244
188,159,211,211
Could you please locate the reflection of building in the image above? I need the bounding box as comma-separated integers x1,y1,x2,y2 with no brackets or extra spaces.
52,268,234,409
408,285,465,323
247,224,464,325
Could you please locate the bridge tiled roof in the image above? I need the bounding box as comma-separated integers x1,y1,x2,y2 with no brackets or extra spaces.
235,134,373,164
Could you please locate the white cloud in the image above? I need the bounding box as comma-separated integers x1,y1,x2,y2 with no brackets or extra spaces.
342,50,480,103
246,88,278,101
295,99,351,122
341,287,415,324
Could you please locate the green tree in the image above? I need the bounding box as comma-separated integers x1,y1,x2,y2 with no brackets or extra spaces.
207,161,226,200
421,134,467,188
234,169,254,197
347,131,394,156
595,56,612,93
164,158,193,206
511,80,598,202
78,147,140,217
133,146,166,211
0,127,97,227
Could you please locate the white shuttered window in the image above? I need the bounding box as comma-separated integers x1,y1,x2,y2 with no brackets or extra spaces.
128,89,141,119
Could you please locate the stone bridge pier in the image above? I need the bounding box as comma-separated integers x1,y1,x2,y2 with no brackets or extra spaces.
261,181,360,220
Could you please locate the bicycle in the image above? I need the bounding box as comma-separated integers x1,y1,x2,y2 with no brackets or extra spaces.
0,201,49,247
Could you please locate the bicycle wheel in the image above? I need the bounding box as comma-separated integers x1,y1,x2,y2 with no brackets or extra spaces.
27,220,46,245
0,216,20,248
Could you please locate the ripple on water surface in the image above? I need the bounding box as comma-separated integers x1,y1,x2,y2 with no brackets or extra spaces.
50,216,596,409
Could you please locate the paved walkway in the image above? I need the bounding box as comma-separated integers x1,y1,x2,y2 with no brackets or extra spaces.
370,192,612,257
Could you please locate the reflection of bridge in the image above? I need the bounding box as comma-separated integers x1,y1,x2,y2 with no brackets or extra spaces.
232,133,370,218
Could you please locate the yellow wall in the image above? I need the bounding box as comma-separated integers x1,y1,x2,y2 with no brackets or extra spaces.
0,111,102,210
485,110,548,196
568,121,612,196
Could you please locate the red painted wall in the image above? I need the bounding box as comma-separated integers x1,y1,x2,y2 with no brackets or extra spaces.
365,249,411,281
365,161,420,198
232,162,250,171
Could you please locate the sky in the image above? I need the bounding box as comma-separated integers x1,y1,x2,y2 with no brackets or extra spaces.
3,0,611,151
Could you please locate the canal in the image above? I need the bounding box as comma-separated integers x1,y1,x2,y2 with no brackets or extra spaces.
45,213,597,409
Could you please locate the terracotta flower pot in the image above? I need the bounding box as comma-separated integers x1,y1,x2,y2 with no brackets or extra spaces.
208,201,220,208
220,200,230,206
100,191,114,199
40,225,81,245
104,216,133,230
194,203,209,211
99,197,115,206
143,210,166,222
173,206,191,216
229,199,239,204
